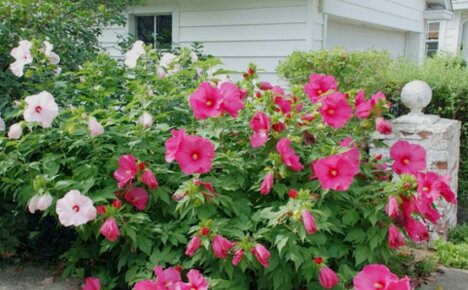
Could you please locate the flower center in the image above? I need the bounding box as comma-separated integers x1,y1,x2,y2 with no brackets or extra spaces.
72,205,80,212
317,89,323,95
206,100,213,107
402,158,410,165
327,109,334,115
35,106,43,113
330,169,338,177
374,282,384,289
24,54,28,60
192,153,199,160
423,186,430,192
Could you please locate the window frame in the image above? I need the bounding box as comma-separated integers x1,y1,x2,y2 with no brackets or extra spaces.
425,21,441,57
127,4,179,49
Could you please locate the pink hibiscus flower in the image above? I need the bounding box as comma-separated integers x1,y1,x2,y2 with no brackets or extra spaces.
125,187,149,211
114,154,138,188
219,82,245,118
184,269,209,290
141,169,158,189
353,264,410,290
23,91,59,128
232,249,244,266
319,267,340,289
100,217,120,242
385,196,400,218
185,235,201,257
319,92,353,128
212,235,234,259
376,118,392,135
250,112,271,148
304,74,337,103
403,218,429,242
354,90,372,119
154,266,182,289
174,135,215,175
313,150,360,191
388,225,405,249
276,138,304,171
301,210,317,235
259,173,274,195
189,82,223,119
165,129,187,163
390,141,426,175
82,277,100,290
251,244,270,268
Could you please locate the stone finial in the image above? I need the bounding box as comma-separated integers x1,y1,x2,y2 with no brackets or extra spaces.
395,80,439,124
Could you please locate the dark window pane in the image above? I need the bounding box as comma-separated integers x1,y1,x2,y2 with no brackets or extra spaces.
426,41,439,57
156,15,172,49
137,16,155,45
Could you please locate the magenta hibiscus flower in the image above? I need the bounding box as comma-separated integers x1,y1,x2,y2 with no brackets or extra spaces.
189,82,223,119
249,112,271,148
304,74,337,103
276,138,304,171
113,154,138,188
313,150,360,191
390,141,426,175
353,264,411,290
319,92,353,129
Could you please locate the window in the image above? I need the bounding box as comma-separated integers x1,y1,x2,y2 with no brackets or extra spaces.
425,22,440,57
135,15,172,49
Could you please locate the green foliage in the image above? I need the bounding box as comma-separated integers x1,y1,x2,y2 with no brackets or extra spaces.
0,38,407,289
433,240,468,269
278,49,468,218
448,224,468,244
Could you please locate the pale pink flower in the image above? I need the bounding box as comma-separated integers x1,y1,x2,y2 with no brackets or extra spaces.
124,40,145,68
42,41,60,65
10,40,33,77
185,235,201,257
82,277,100,290
23,91,59,128
56,190,97,227
319,267,339,289
0,115,5,132
88,117,104,137
8,123,23,140
252,244,270,268
212,235,234,259
28,193,53,213
138,112,153,128
100,217,120,242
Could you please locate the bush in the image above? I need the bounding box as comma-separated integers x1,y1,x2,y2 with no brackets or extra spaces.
433,240,468,269
0,37,455,290
278,49,468,220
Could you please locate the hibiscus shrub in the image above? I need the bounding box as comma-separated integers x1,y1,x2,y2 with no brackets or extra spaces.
0,40,457,290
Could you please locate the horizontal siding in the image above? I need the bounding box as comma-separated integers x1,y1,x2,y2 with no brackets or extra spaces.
180,0,306,11
326,19,406,56
324,0,425,32
443,12,462,53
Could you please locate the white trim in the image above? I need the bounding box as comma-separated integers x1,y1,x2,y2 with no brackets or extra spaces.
127,3,180,46
453,0,468,10
424,9,454,20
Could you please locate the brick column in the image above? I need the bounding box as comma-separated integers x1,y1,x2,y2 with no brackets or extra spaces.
370,80,461,239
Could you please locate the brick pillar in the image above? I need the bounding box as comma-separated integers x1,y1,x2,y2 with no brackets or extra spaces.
370,80,461,239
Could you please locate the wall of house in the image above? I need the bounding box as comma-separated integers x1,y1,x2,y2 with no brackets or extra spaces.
326,18,407,56
323,0,426,33
442,11,463,54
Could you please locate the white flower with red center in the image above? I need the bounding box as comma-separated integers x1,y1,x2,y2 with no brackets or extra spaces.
23,91,59,128
42,41,60,65
55,190,97,227
124,40,145,68
10,40,33,77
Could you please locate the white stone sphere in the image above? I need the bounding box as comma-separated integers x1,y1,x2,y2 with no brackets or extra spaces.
401,80,432,114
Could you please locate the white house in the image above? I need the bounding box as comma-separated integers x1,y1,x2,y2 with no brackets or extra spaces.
99,0,460,83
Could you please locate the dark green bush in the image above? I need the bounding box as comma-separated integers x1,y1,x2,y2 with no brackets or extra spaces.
278,49,468,219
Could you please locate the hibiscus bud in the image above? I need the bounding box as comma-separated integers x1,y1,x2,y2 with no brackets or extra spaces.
112,199,122,209
319,267,340,289
88,117,104,137
138,112,153,128
8,122,23,140
96,205,107,215
376,117,392,135
138,162,146,170
172,191,186,201
259,81,273,91
301,210,317,235
239,89,248,100
242,73,249,79
232,249,244,266
374,154,383,161
185,235,201,257
251,244,270,268
142,169,158,189
248,67,255,75
99,217,120,242
388,225,405,249
259,173,274,195
314,257,323,265
404,182,412,189
28,193,53,214
272,122,286,132
82,277,100,290
200,227,210,236
255,91,262,98
385,196,399,218
288,189,298,199
193,178,202,186
212,235,234,259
